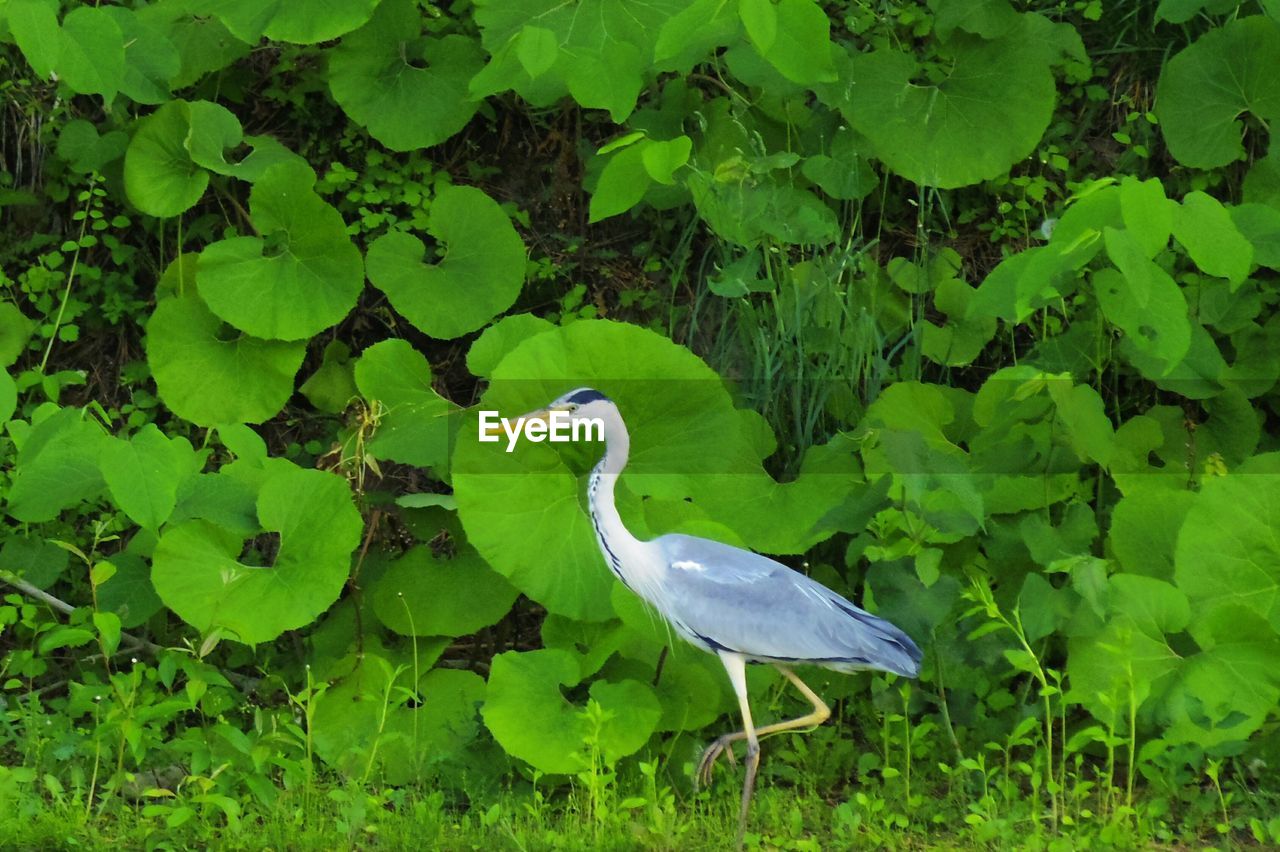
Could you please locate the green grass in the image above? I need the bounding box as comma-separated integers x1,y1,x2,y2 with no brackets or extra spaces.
2,751,1275,851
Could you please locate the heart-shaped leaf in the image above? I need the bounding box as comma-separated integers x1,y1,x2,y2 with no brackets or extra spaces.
197,161,364,340
1155,16,1280,169
365,185,525,339
328,0,484,152
146,293,306,426
370,545,518,637
151,465,362,644
825,21,1055,188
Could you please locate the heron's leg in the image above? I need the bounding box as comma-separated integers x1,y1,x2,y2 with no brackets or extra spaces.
696,665,832,787
710,652,760,845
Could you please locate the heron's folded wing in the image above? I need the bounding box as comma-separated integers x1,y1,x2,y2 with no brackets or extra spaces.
654,534,921,676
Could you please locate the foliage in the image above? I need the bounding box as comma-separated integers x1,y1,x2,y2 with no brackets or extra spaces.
1,0,1279,847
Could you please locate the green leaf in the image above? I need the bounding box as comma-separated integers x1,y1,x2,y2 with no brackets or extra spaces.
38,627,96,654
98,424,186,531
1244,150,1280,208
311,657,484,783
1154,16,1280,169
95,552,164,629
124,101,207,218
929,0,1020,39
801,128,878,201
0,303,34,367
354,340,455,470
1108,489,1196,581
1065,575,1189,729
1118,177,1173,259
134,1,251,89
922,276,997,366
6,408,107,523
365,185,525,339
7,0,61,78
481,649,660,773
197,160,364,340
103,6,181,104
1162,605,1280,747
1231,202,1280,270
92,611,122,657
1175,472,1280,633
472,0,685,122
516,25,559,78
688,172,838,247
151,466,363,644
328,1,483,152
1173,192,1253,287
589,144,651,222
299,340,358,414
185,100,302,181
653,0,740,72
481,649,585,774
743,0,835,85
641,136,692,185
146,293,306,426
827,23,1055,188
466,314,555,379
0,369,14,426
266,0,379,43
0,535,69,590
370,545,518,637
57,120,129,175
739,0,777,52
56,7,125,101
1097,228,1191,369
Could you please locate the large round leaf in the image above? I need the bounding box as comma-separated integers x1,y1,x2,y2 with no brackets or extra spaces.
452,320,859,619
1175,471,1280,633
365,186,526,339
151,466,362,644
196,161,364,340
826,26,1055,188
328,0,483,151
1155,16,1280,170
480,649,661,774
371,545,518,637
124,101,208,218
147,294,306,426
311,657,485,783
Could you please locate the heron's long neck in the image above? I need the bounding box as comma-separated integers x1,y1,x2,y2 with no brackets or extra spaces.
587,408,648,592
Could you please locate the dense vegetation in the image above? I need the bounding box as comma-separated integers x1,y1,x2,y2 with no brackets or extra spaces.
2,0,1279,848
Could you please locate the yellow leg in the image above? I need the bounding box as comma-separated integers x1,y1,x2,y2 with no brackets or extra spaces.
698,661,832,846
697,664,832,788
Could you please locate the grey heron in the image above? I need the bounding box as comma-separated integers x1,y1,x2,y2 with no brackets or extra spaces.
510,387,922,839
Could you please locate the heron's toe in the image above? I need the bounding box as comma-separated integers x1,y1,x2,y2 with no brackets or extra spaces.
696,735,736,787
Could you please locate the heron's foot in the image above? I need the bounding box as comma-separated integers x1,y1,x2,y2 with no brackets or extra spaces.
696,734,738,788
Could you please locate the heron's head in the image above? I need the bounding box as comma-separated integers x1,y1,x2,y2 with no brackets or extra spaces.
544,387,614,420
481,387,616,438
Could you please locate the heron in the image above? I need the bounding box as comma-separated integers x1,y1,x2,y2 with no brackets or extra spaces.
507,387,922,840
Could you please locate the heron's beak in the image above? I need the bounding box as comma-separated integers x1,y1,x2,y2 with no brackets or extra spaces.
481,407,553,438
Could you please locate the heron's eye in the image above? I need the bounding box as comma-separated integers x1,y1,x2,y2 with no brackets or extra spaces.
567,404,579,412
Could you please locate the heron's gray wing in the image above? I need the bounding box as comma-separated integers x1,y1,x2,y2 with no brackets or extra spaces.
652,534,921,677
